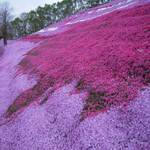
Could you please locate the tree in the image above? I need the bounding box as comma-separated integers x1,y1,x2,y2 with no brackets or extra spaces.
11,17,23,38
0,2,13,46
27,10,40,33
20,13,28,35
36,6,47,28
61,0,74,18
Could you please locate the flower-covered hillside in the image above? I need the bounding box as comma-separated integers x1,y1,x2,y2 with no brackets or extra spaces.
8,2,150,117
0,0,150,149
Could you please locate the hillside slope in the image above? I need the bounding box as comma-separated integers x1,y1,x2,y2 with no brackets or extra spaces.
0,0,150,149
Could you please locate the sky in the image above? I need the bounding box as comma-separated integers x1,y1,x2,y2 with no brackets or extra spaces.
0,0,62,16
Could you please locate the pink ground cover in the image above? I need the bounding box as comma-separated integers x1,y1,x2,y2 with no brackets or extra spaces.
6,4,150,117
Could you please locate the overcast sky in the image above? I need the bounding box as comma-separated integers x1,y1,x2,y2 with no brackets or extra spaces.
0,0,62,16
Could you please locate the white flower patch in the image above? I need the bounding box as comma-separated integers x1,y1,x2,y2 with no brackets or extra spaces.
47,27,58,32
87,11,94,14
126,0,133,3
38,29,45,33
66,19,87,25
96,7,108,12
116,1,136,10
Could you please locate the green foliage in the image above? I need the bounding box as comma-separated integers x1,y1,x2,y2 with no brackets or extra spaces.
11,0,111,39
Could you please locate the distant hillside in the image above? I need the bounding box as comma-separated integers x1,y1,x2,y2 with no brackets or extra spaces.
11,0,111,39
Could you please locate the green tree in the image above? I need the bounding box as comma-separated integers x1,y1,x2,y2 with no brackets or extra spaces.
12,17,23,38
27,10,40,33
0,2,13,45
36,6,46,28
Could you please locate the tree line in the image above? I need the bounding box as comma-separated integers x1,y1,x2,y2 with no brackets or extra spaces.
0,0,110,45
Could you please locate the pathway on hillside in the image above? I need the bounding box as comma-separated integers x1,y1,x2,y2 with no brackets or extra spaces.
0,41,37,118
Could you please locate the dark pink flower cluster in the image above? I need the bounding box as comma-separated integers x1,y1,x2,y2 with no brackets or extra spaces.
7,4,150,117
